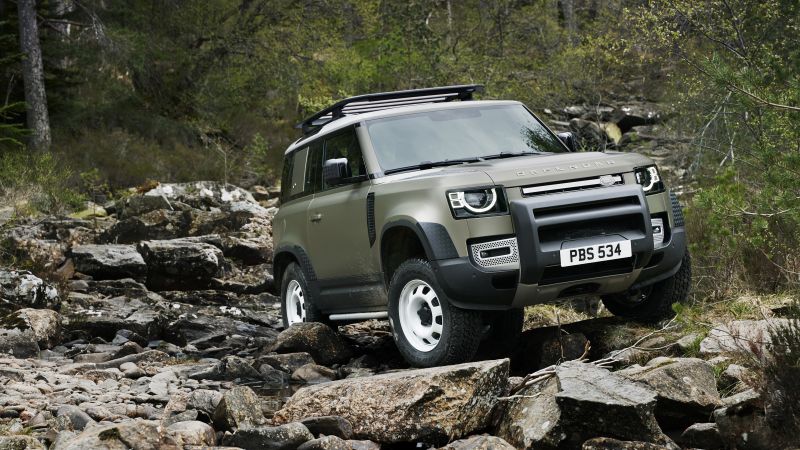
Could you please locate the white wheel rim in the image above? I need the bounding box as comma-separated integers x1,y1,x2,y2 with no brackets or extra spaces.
285,280,306,325
398,279,444,352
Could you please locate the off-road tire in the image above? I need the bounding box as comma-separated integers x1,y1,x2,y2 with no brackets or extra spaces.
476,308,524,359
280,262,327,328
388,258,483,367
602,251,692,322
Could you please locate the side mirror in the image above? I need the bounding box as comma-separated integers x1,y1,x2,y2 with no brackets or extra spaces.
558,132,578,152
323,158,350,186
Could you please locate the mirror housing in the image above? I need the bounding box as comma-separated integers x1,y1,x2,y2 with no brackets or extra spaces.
323,158,350,186
558,132,578,152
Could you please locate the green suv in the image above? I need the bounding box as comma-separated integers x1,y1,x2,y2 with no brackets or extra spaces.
273,85,690,367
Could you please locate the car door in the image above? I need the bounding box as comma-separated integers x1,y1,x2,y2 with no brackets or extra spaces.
305,126,383,312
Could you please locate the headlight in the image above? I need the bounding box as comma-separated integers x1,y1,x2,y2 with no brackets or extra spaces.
634,165,665,194
447,187,508,218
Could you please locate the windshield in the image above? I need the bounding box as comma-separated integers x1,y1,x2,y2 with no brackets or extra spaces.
365,104,567,173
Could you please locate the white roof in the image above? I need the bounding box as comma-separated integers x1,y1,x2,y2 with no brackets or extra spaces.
285,99,522,154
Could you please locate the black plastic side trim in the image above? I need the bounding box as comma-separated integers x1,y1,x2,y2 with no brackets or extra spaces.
366,193,376,246
670,192,685,227
417,222,459,260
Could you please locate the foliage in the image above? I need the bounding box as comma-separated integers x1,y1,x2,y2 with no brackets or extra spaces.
0,149,85,215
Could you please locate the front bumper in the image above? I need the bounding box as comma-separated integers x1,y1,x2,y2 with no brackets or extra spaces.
432,186,687,310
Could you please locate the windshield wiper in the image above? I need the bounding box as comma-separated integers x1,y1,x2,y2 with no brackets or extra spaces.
384,157,484,175
482,151,543,160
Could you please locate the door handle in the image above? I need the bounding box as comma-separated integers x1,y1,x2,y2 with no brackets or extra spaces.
310,213,323,223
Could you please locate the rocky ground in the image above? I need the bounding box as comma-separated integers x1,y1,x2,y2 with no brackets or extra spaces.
0,176,793,450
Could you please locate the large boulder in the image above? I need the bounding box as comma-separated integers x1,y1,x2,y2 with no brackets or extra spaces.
137,238,226,290
618,357,721,428
62,292,167,340
495,362,669,448
165,420,216,446
274,359,509,444
0,269,59,310
271,323,352,366
2,308,62,348
69,244,147,280
440,435,516,450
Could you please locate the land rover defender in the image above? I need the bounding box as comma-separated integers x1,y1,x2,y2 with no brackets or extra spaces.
272,85,690,367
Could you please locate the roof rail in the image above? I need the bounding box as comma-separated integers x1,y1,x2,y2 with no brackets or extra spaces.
295,84,485,135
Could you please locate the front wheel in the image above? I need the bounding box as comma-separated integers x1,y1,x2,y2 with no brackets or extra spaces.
388,259,482,367
602,251,692,322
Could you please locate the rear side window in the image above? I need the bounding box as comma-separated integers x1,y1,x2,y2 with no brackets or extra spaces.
323,128,366,188
304,141,323,194
289,147,309,198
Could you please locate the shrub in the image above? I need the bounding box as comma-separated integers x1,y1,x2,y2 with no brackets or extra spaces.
0,149,85,216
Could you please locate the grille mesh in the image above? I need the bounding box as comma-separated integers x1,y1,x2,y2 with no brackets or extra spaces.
470,238,519,268
670,192,685,227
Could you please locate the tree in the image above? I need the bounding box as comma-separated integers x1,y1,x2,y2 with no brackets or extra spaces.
17,0,50,151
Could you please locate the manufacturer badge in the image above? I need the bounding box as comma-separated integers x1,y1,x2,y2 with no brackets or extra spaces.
599,175,616,187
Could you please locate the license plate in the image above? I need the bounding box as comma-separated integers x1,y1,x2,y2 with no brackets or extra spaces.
560,240,632,267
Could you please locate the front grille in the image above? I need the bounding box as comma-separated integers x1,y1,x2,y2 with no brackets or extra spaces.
670,192,685,227
521,174,624,196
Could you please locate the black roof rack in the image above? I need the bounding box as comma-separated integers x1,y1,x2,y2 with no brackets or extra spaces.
295,84,485,135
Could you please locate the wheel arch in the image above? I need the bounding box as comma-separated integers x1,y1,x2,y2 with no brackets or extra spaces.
379,219,459,285
273,245,317,289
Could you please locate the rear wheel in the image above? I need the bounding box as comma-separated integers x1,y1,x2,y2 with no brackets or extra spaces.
602,251,692,322
280,262,326,328
388,259,482,367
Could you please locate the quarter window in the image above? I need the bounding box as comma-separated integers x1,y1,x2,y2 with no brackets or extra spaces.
289,147,309,198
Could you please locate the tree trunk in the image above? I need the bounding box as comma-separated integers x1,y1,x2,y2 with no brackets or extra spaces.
17,0,51,151
559,0,578,44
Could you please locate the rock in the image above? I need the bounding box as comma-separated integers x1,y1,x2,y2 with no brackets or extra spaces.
298,435,350,450
258,352,316,374
494,375,562,448
190,355,263,381
0,269,60,310
138,238,226,290
679,423,723,449
581,437,671,450
143,181,258,208
676,333,701,354
617,357,721,428
300,416,354,439
100,209,191,243
166,420,216,446
720,363,751,387
496,362,668,448
69,244,147,280
56,405,96,431
440,435,515,450
62,293,167,340
0,436,46,449
220,234,272,265
610,104,663,133
569,118,607,149
0,329,40,357
51,419,163,450
213,386,266,431
222,422,314,450
347,441,381,450
189,389,224,418
115,194,175,219
292,363,336,384
712,389,783,449
700,319,791,359
512,327,589,373
271,323,352,366
2,308,61,348
275,359,509,444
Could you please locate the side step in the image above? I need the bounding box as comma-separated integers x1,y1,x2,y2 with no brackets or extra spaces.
328,311,388,321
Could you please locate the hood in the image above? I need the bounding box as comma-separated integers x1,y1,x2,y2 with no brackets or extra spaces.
476,151,653,187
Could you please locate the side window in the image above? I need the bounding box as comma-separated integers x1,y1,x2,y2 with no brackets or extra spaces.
289,147,309,199
304,140,323,194
324,128,367,188
279,155,293,204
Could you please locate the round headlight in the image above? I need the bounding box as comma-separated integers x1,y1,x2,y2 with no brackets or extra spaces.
462,189,497,213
